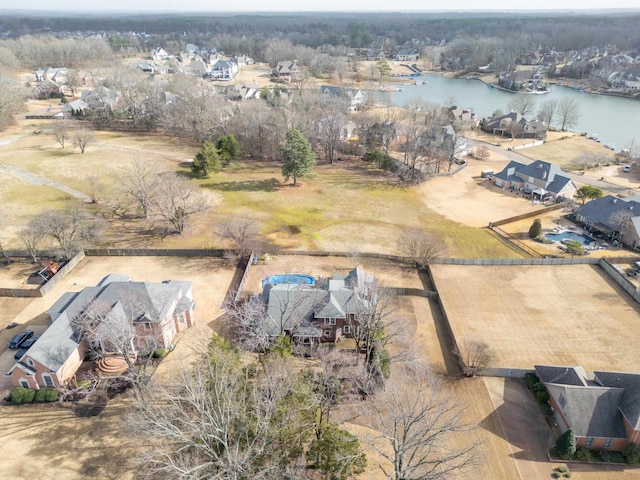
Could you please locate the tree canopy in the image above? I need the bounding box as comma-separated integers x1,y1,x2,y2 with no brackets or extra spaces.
192,140,221,178
574,185,603,204
281,128,316,186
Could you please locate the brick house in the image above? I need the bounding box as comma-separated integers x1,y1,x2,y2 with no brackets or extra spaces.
491,159,576,201
262,268,375,344
535,365,640,451
8,274,195,390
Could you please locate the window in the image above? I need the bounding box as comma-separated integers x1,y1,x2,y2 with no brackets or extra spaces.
559,393,566,409
301,337,311,345
26,358,35,368
144,322,151,330
323,330,332,337
42,373,55,387
604,438,612,448
585,437,593,447
324,318,336,325
343,325,351,334
19,378,29,388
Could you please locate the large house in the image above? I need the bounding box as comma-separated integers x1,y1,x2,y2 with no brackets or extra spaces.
320,85,368,111
209,60,239,80
491,159,576,201
498,69,548,92
535,365,640,452
7,274,195,390
575,195,640,246
261,268,375,345
481,111,547,139
272,61,300,82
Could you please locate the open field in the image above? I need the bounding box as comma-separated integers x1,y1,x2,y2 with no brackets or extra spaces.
432,263,640,372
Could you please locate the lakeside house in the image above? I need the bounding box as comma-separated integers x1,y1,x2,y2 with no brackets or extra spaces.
481,112,547,139
7,274,194,390
575,195,640,247
491,159,576,201
535,365,640,452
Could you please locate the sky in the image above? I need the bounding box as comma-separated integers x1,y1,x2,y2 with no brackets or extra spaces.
1,0,638,12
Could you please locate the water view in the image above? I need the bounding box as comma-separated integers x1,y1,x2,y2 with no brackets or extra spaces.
392,74,640,150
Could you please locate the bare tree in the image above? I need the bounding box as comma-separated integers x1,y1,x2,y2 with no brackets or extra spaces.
130,340,320,479
454,340,494,377
507,94,537,116
30,206,100,259
0,72,24,131
537,98,559,128
52,121,69,148
474,145,490,161
117,159,159,219
318,96,349,164
398,228,446,269
221,292,273,352
18,223,41,262
557,97,581,131
153,173,209,234
216,217,260,262
366,363,479,480
72,128,95,154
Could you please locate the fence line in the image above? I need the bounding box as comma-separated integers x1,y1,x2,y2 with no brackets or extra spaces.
489,225,542,258
234,252,255,302
489,203,565,228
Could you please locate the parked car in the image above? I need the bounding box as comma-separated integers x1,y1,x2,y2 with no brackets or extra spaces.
8,330,34,349
20,336,38,349
14,348,28,360
623,165,631,172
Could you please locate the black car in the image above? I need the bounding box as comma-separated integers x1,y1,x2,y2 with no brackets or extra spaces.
13,348,28,360
8,330,34,349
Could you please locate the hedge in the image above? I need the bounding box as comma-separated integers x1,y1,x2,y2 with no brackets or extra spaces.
10,386,57,404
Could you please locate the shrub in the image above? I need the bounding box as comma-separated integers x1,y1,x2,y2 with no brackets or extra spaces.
10,386,32,404
556,429,577,459
551,473,560,479
33,387,58,402
565,472,571,478
556,466,567,473
153,348,167,359
536,389,550,404
529,219,542,239
576,447,594,461
624,442,640,464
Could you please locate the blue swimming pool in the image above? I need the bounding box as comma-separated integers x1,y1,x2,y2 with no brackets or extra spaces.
546,231,595,245
262,274,316,288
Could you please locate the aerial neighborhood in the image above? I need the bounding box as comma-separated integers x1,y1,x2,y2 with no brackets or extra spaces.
1,8,640,480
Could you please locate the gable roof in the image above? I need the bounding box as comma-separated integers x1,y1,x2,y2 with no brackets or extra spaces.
535,365,588,386
577,195,640,229
595,371,640,430
493,159,574,194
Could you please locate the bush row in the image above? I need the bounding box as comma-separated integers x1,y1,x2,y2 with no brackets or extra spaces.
10,386,58,404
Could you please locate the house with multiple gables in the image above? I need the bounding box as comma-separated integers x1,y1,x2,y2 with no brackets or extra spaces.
7,274,194,390
491,159,576,201
575,195,640,246
320,85,369,111
261,268,375,345
498,70,548,92
394,46,419,62
209,59,239,80
481,112,547,140
272,61,300,82
535,365,640,452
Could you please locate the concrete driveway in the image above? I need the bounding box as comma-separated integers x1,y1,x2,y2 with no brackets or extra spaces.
483,377,562,480
0,324,49,397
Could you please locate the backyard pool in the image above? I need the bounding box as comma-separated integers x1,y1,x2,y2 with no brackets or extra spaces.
262,274,316,288
546,231,595,245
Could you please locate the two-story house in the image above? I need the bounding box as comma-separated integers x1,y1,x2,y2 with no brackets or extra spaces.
7,274,195,390
491,159,576,201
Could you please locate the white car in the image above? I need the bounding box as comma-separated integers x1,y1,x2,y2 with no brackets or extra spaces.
623,165,632,172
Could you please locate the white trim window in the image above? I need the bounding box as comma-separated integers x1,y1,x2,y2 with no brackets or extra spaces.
604,438,612,448
26,358,35,368
324,318,336,325
323,330,332,337
343,325,351,334
19,378,29,388
42,373,55,387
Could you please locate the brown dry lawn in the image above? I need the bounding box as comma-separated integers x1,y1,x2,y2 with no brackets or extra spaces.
432,263,640,372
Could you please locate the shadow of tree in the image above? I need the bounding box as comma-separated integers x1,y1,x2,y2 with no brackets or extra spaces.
204,178,282,192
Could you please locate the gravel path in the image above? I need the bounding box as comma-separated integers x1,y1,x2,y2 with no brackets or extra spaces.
0,163,91,202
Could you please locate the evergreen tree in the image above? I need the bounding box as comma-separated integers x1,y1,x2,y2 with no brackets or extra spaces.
216,134,242,166
281,128,316,186
556,429,577,458
529,219,542,239
192,140,221,178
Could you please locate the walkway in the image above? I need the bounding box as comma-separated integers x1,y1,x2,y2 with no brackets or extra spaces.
0,163,91,202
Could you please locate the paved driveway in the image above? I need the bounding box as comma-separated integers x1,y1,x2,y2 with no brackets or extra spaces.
0,324,50,396
484,377,562,479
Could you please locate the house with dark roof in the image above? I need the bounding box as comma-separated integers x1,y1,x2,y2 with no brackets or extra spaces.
575,195,640,246
481,112,547,139
209,59,238,80
262,268,375,345
535,365,640,451
320,85,368,111
491,159,576,201
272,61,300,82
7,274,194,390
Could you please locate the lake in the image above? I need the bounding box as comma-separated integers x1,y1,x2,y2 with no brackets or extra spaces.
391,74,640,151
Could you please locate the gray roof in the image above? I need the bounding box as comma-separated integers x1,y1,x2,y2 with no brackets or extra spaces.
16,275,192,373
535,365,588,386
537,365,640,439
595,371,640,430
493,159,574,194
577,195,640,230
